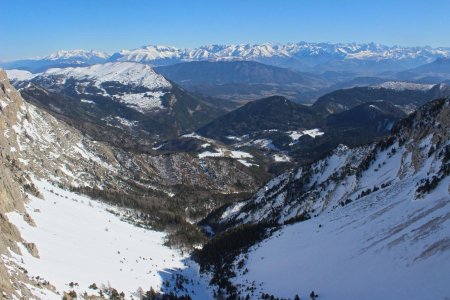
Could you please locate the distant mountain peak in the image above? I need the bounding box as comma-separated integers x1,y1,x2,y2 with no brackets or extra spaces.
42,49,110,61
110,42,450,65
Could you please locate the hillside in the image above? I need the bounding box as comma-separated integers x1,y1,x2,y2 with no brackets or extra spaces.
155,60,326,104
394,58,450,82
411,57,450,74
197,98,450,299
313,82,450,114
197,96,320,139
195,95,409,166
325,100,406,133
155,60,323,85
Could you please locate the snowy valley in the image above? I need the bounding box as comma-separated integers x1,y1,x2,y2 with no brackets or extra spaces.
0,46,449,300
0,69,253,299
4,0,450,298
5,180,212,299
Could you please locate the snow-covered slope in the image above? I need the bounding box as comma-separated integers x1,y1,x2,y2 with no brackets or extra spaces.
5,69,35,82
0,68,130,298
221,99,449,226
43,62,171,90
5,180,212,299
203,98,450,299
0,72,121,190
38,62,172,113
372,81,436,91
227,179,449,299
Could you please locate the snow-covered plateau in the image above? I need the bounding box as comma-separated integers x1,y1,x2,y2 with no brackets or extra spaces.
43,62,171,90
5,69,35,82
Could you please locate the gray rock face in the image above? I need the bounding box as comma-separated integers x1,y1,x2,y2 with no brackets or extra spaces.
0,69,38,297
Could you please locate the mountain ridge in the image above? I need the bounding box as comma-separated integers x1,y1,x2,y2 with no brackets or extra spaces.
4,42,450,74
155,60,323,85
10,62,227,141
313,82,450,114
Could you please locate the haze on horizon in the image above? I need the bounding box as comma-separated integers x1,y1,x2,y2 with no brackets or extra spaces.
1,0,450,61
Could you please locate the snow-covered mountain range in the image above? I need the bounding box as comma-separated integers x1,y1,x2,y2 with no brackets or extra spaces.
42,49,109,61
3,42,450,73
1,50,109,73
112,42,450,63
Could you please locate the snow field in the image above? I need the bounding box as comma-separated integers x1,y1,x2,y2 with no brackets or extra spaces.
231,176,450,299
6,180,211,299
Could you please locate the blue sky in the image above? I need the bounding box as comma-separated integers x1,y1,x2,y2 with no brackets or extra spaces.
1,0,450,61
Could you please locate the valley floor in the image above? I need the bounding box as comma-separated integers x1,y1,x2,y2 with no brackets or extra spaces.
4,180,213,299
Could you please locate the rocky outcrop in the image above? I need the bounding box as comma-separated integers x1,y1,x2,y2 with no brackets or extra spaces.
0,69,32,297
